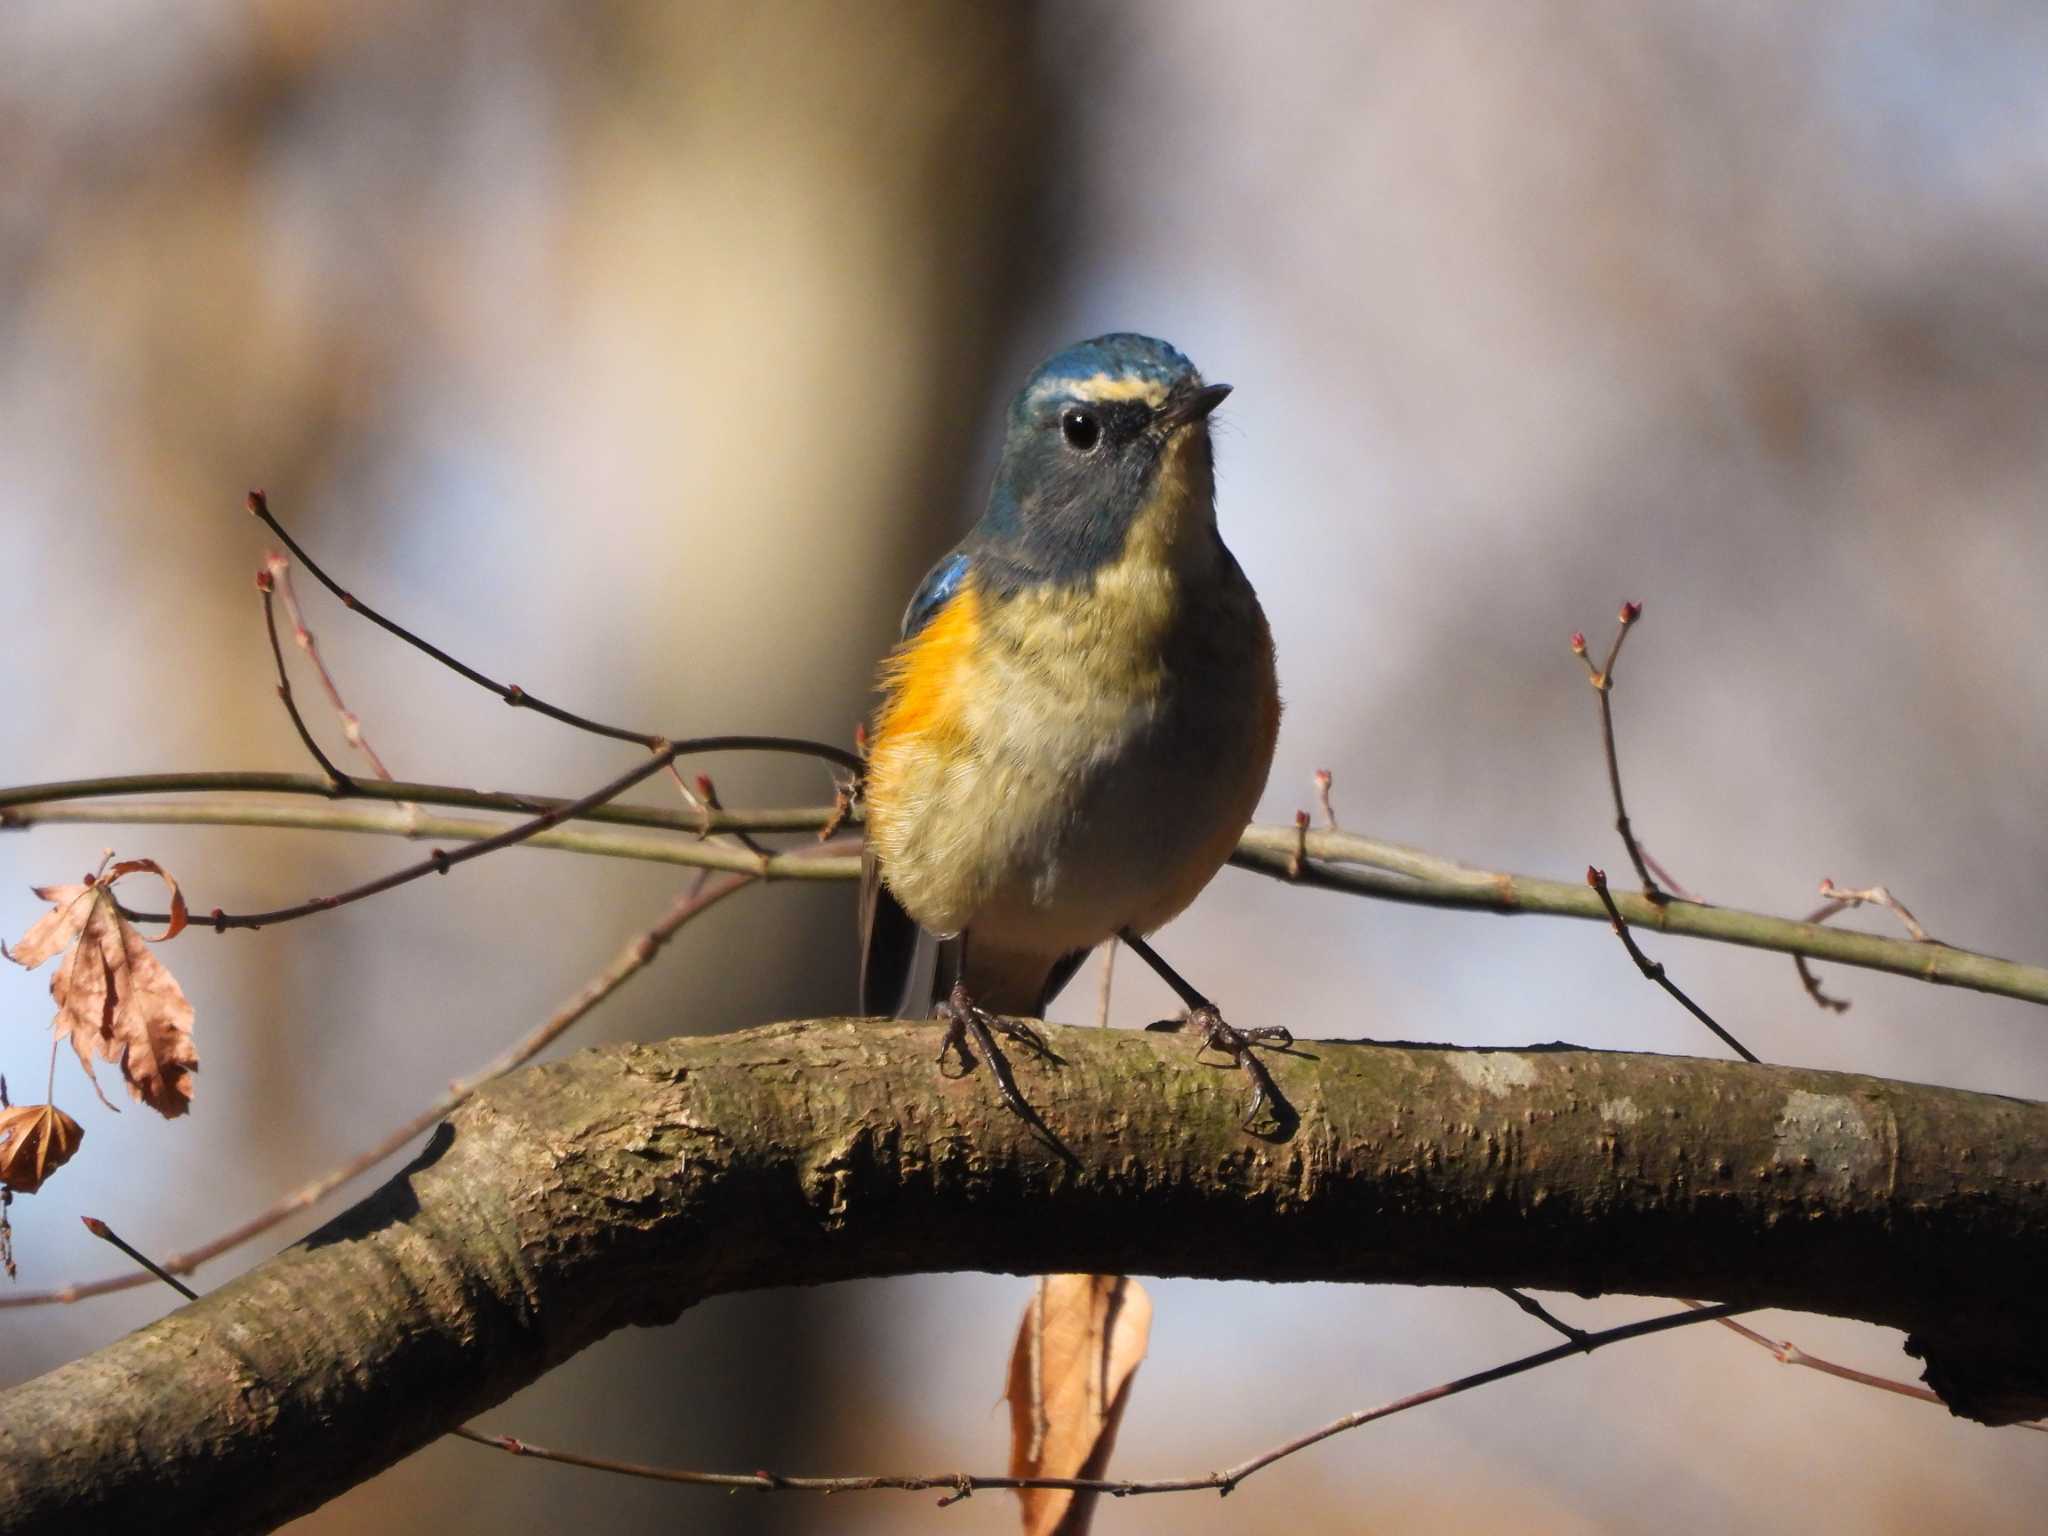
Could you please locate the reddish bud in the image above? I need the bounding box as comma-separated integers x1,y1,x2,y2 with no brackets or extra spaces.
246,489,268,516
1585,866,1605,887
80,1215,108,1237
1294,809,1311,830
1569,631,1587,655
1619,600,1642,624
694,774,716,799
254,567,274,593
1313,768,1332,791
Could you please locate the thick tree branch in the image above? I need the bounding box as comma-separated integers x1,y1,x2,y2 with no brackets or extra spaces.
1,1020,2043,1533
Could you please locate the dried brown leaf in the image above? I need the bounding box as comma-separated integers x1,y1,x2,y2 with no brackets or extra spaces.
10,861,198,1118
6,883,96,968
0,1104,84,1194
1005,1273,1152,1536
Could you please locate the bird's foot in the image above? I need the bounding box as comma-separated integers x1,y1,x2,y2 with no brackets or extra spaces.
1156,1005,1293,1130
935,981,1051,1119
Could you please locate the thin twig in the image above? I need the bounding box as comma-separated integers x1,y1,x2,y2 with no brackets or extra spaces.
80,1218,198,1301
0,852,828,1309
691,774,773,861
8,777,2048,1007
1587,866,1760,1063
1638,848,1700,904
247,490,661,749
1792,938,1854,1012
108,737,856,931
1573,600,1667,903
1313,768,1338,831
1682,1303,2048,1433
1095,937,1117,1028
1819,878,1931,942
1495,1287,1590,1350
449,1302,1752,1501
1792,879,1935,1012
245,490,861,780
266,553,398,783
257,567,353,792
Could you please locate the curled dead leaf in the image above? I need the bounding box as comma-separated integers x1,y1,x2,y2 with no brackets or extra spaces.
1006,1273,1152,1536
0,1103,83,1194
8,859,198,1118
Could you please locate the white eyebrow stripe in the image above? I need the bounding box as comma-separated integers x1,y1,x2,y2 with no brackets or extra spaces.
1027,372,1172,409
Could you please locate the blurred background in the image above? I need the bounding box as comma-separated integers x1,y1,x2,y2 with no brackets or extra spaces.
5,2,2048,1530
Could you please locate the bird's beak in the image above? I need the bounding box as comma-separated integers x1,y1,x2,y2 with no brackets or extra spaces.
1161,381,1232,429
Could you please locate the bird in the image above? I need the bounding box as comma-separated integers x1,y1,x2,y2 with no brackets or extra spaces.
859,333,1284,1118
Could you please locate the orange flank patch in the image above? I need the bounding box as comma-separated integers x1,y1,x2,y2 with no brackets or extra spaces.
872,580,981,753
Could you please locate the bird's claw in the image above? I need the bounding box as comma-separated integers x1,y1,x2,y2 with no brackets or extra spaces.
935,981,1044,1118
1186,1004,1291,1130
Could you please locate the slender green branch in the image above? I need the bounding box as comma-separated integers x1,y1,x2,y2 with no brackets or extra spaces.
0,772,829,834
1232,828,2048,1006
6,775,2046,1007
4,800,858,881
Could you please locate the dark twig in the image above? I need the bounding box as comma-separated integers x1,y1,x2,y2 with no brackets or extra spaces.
691,774,773,860
1587,867,1760,1063
1637,847,1699,904
80,1217,198,1300
1573,600,1667,903
1793,904,1856,1013
247,490,659,749
112,736,851,930
450,1302,1753,1502
266,552,398,783
245,491,863,781
256,567,353,793
1682,1303,2048,1431
1496,1287,1591,1350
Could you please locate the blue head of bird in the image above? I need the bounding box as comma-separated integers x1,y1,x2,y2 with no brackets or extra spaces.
972,334,1233,592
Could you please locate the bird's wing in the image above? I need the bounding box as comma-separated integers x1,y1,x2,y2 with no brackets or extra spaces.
859,548,974,1017
859,843,935,1017
900,548,970,640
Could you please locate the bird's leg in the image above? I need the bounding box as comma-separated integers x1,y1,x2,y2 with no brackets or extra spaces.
935,979,1051,1120
1120,928,1291,1129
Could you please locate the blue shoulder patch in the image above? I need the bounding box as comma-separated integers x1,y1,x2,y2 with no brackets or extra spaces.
901,550,971,639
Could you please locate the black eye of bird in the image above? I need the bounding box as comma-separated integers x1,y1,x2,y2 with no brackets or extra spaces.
1060,407,1102,452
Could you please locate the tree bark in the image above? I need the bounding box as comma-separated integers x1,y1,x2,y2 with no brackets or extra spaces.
3,1018,2044,1533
